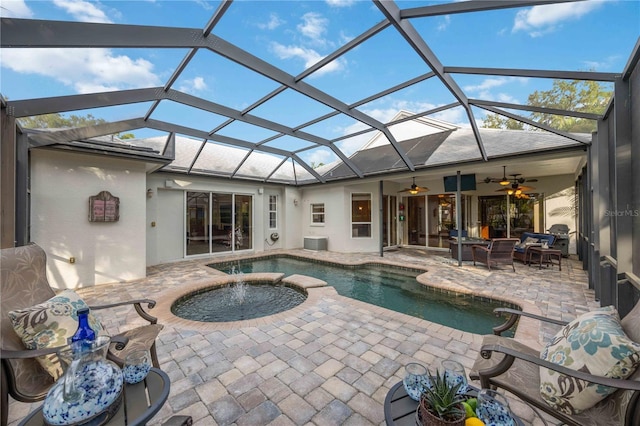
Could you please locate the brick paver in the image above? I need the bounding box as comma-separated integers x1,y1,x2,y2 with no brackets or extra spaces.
8,248,594,425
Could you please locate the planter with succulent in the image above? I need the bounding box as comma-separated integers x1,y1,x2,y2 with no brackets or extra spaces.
418,369,466,426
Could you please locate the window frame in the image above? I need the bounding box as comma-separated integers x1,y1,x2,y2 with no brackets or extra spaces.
311,203,325,226
268,195,277,230
351,192,372,238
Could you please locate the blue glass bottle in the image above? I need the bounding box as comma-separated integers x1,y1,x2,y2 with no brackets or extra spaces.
70,307,95,348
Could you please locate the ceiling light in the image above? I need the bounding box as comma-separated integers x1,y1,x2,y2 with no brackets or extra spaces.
499,166,510,186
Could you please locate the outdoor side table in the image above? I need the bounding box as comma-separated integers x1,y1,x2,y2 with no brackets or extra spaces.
20,368,170,426
384,381,528,426
527,246,562,271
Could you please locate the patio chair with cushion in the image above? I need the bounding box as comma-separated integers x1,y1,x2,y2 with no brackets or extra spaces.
471,238,519,272
0,243,163,426
470,301,640,426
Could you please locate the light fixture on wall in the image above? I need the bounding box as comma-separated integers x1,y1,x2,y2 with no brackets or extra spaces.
147,188,154,198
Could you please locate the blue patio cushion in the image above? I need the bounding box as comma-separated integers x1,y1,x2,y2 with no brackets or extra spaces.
514,232,555,253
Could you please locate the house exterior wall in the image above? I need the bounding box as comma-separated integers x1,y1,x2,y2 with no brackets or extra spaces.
300,181,382,253
30,149,147,289
145,173,296,265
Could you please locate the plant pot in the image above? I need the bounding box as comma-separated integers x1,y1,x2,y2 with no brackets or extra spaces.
418,398,466,426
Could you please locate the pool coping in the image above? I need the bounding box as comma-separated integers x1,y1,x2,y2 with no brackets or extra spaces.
153,251,539,347
153,272,338,331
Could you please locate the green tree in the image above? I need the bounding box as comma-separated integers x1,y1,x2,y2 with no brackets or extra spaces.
482,114,524,130
18,113,135,139
482,79,611,133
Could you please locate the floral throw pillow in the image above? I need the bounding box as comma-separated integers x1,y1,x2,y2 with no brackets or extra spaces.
8,289,105,379
539,306,640,414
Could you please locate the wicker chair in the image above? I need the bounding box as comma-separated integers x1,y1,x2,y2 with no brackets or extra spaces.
471,238,519,272
0,243,163,426
470,303,640,426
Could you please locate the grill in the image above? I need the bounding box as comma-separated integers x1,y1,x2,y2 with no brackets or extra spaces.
547,224,570,257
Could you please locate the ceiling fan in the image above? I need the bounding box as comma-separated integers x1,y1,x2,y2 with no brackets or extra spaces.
482,166,538,186
400,177,429,195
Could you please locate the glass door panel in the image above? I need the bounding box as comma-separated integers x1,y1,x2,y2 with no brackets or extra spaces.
212,193,233,253
382,195,398,247
407,196,426,246
186,192,209,256
234,195,252,250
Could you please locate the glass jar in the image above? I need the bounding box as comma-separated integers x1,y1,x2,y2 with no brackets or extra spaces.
43,336,124,425
403,362,430,401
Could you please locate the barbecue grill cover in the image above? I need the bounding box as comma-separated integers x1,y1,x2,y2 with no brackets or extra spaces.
548,224,570,234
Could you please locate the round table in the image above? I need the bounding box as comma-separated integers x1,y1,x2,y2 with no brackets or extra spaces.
19,368,170,426
383,381,527,426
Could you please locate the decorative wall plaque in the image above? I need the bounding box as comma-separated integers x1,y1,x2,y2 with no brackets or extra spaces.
89,191,120,222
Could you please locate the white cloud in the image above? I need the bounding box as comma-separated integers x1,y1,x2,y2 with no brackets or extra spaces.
270,42,345,76
326,0,356,7
258,13,284,30
513,1,604,36
437,16,451,31
582,55,621,71
0,0,33,18
302,148,335,166
193,0,214,11
298,12,328,42
178,76,208,94
2,48,161,93
463,77,528,102
53,0,112,23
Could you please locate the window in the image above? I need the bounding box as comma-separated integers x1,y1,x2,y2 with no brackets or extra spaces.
351,193,371,238
311,203,325,225
268,195,277,229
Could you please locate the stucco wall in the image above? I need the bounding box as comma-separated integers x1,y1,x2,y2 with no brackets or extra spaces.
30,149,147,289
146,173,292,265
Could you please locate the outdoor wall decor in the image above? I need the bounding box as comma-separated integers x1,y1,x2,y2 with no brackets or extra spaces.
89,191,120,222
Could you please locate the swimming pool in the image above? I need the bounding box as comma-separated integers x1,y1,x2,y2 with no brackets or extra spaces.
209,256,516,335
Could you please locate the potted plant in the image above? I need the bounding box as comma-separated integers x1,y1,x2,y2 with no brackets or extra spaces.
418,369,466,426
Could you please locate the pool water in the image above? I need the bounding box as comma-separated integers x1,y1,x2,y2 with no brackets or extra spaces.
172,282,307,322
210,256,515,335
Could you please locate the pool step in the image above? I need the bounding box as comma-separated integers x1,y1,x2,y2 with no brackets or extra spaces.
283,274,327,289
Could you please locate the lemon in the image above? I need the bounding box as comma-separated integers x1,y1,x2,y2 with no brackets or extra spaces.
465,417,485,426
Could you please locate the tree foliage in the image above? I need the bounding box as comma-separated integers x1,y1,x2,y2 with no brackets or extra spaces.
482,79,612,133
18,113,135,139
18,113,106,129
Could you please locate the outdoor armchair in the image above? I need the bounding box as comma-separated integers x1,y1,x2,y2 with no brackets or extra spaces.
470,303,640,426
471,238,519,272
0,243,163,426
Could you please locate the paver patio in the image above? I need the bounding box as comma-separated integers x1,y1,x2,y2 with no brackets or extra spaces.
8,248,596,426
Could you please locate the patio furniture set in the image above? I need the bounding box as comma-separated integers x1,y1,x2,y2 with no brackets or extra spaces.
0,244,191,426
449,231,563,271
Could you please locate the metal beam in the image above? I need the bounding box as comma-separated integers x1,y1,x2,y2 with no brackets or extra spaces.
291,153,325,183
469,99,603,120
7,87,165,118
204,32,415,171
0,18,207,48
373,1,488,161
444,66,619,82
28,118,150,147
400,0,580,18
477,104,591,144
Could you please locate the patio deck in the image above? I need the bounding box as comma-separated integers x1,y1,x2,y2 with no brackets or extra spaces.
8,248,596,426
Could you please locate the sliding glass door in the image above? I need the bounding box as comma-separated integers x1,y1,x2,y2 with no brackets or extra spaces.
186,192,252,256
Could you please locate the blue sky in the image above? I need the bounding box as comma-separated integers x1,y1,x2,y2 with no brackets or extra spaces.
1,0,638,166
